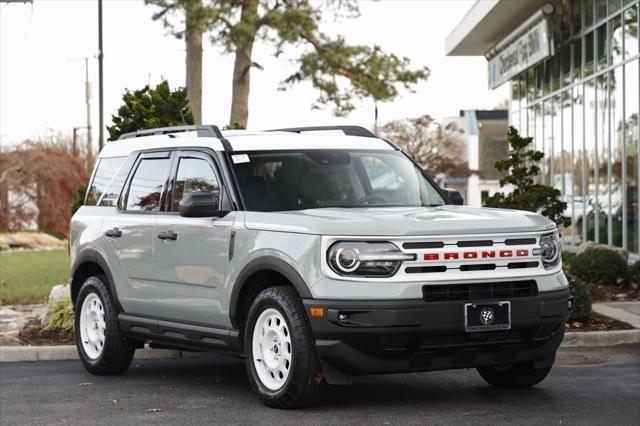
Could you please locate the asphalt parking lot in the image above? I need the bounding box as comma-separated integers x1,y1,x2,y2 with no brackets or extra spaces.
1,345,639,425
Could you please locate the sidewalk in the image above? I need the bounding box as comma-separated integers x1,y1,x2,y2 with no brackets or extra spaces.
592,302,640,329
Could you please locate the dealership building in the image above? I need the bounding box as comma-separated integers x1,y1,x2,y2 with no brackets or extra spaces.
447,0,639,254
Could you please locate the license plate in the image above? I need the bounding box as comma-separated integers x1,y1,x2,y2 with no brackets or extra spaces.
464,301,511,332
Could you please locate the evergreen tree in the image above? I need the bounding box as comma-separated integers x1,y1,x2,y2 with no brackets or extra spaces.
146,0,429,128
485,126,569,227
107,81,194,140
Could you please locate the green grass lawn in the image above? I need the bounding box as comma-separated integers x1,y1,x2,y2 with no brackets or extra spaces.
0,250,70,304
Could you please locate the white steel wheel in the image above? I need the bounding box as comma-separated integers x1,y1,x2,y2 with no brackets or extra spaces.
79,293,106,360
252,308,292,391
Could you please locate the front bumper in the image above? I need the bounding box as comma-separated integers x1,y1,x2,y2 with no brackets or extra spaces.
303,288,570,384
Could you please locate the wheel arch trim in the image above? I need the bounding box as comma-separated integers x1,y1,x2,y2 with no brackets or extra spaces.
228,256,312,329
71,248,122,311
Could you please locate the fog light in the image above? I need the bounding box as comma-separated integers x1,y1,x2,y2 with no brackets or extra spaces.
338,313,349,324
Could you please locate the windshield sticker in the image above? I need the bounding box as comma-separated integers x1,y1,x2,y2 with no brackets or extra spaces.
232,154,250,164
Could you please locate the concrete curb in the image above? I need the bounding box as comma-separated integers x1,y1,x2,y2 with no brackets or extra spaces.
560,329,640,348
592,303,640,329
0,346,209,363
1,330,638,362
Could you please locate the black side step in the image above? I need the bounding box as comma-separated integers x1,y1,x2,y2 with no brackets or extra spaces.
118,313,241,353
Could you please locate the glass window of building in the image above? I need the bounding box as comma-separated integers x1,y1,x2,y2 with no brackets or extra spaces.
625,59,639,252
596,23,609,70
612,67,624,247
527,67,536,105
553,95,563,192
562,44,573,87
543,100,554,186
520,73,528,110
574,0,584,34
573,84,586,245
610,0,623,13
611,15,624,64
573,39,583,82
562,90,573,239
624,4,639,58
586,0,595,27
585,31,595,75
544,59,552,95
536,62,545,98
596,74,610,244
585,78,598,242
596,0,609,21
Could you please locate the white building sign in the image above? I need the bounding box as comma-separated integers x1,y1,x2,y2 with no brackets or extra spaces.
487,19,552,90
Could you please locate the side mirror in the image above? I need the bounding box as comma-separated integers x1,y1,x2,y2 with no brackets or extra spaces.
443,188,464,205
179,192,229,218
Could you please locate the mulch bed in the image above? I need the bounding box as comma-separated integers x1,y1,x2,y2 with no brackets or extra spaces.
18,319,75,346
587,282,639,302
565,312,634,332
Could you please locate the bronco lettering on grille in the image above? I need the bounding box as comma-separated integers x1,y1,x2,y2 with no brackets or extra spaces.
423,249,529,261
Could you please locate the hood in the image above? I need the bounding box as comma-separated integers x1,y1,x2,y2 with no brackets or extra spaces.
243,206,556,236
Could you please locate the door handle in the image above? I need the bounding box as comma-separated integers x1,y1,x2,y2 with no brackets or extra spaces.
104,227,122,238
157,230,178,241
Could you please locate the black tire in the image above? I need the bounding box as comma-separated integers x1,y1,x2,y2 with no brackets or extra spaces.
477,362,553,388
74,276,135,375
244,286,325,408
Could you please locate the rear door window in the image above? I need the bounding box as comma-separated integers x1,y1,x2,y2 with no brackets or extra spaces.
125,158,171,212
86,157,126,206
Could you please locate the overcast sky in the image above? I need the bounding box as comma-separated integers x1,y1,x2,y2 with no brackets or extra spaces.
0,0,508,148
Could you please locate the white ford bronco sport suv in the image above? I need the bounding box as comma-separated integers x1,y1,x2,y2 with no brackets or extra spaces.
70,125,570,408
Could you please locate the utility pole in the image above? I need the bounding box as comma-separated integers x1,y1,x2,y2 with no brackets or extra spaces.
84,58,93,160
98,0,104,151
73,126,88,158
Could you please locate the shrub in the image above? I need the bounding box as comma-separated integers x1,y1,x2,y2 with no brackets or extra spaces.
629,260,640,285
484,127,568,226
562,251,577,270
566,272,592,322
569,248,628,285
44,299,74,332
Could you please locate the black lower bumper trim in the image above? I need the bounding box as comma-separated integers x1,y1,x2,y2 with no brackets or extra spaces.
304,289,570,384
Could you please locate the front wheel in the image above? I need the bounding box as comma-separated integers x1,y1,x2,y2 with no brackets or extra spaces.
244,286,325,408
75,276,135,375
477,362,553,388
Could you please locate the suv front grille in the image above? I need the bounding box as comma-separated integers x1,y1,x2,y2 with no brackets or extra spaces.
422,280,538,302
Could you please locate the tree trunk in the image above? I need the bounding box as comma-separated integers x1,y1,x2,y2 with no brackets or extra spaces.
185,0,203,124
229,0,258,129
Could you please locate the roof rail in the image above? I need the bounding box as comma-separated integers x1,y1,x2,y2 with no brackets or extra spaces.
268,125,376,138
117,125,224,140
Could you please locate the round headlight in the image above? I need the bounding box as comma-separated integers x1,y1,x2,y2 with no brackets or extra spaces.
334,247,360,272
327,241,415,277
539,233,561,268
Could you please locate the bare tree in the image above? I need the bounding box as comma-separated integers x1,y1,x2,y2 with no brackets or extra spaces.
378,115,473,178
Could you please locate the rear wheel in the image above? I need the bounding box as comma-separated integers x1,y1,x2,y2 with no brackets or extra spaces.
75,276,135,375
477,362,553,388
244,286,325,408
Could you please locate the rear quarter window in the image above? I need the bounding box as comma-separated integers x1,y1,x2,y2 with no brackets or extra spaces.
85,157,127,206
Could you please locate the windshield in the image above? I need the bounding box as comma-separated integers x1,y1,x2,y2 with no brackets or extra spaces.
231,150,445,211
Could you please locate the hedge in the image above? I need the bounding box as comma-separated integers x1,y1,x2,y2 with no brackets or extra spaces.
569,248,628,285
